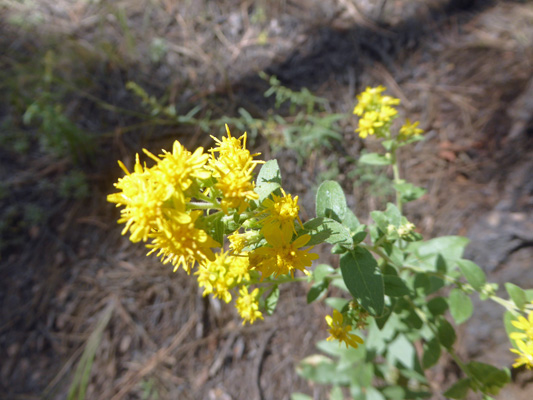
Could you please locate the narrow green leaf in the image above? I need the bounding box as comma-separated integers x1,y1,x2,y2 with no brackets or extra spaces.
422,338,441,369
437,318,456,349
340,247,384,316
359,152,392,166
449,289,473,325
316,180,347,222
443,378,471,399
457,260,486,291
505,283,527,310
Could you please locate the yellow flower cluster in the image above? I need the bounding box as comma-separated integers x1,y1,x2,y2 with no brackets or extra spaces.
108,125,318,325
510,310,533,369
353,86,424,141
325,309,364,349
353,86,400,139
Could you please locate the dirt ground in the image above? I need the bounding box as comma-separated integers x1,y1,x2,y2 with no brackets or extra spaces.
1,0,533,399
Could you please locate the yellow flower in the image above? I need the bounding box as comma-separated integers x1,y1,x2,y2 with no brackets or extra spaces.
144,141,211,192
215,168,259,213
209,124,263,172
236,286,263,325
196,251,251,303
108,154,173,243
356,111,383,139
228,230,260,254
353,86,400,139
399,119,424,140
353,86,400,116
510,312,533,341
259,188,303,242
325,309,364,349
510,339,533,369
209,125,263,213
252,229,318,279
146,210,218,273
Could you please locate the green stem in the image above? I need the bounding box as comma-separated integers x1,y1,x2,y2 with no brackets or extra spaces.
390,149,403,214
188,201,220,210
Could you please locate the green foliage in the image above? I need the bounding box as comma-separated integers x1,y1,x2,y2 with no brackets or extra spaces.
292,86,528,400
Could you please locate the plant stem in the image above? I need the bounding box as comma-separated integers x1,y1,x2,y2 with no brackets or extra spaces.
390,149,403,213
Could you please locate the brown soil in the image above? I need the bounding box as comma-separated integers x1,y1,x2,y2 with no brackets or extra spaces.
1,1,533,399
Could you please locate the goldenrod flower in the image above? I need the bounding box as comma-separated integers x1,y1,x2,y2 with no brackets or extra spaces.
325,309,364,349
146,210,218,273
356,111,383,139
353,86,400,116
252,229,318,279
510,311,533,342
228,230,260,254
236,286,263,325
215,168,259,213
209,125,263,213
108,154,173,242
259,188,303,242
510,339,533,369
144,141,211,192
353,86,400,139
210,125,262,172
399,119,424,141
196,251,251,303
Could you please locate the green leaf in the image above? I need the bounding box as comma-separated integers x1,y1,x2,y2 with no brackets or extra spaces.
443,378,471,399
359,152,392,166
387,334,416,369
449,289,473,325
255,160,282,202
343,208,361,232
422,338,441,369
406,236,470,273
383,275,411,297
437,318,456,349
427,297,448,316
264,286,280,315
304,217,353,248
505,283,527,310
466,361,510,388
313,264,335,282
504,311,522,348
340,247,384,316
457,260,486,291
307,280,329,304
325,297,349,311
316,180,347,222
394,181,427,203
297,354,357,386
